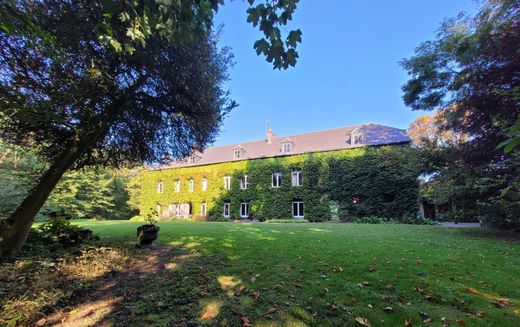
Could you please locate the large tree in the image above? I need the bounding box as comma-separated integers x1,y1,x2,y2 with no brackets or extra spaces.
401,0,519,163
0,0,302,257
401,0,520,227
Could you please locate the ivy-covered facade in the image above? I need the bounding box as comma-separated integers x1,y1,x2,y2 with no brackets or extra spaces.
141,124,419,221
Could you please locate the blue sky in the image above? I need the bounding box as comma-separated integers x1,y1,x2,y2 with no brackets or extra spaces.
212,0,477,146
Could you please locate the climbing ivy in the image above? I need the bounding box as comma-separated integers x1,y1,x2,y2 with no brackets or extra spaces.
141,145,418,221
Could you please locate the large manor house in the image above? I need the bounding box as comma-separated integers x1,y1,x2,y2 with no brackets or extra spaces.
142,124,418,221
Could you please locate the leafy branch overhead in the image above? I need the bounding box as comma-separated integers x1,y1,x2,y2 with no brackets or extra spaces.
97,0,302,70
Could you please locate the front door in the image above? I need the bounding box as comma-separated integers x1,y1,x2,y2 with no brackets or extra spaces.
179,203,191,219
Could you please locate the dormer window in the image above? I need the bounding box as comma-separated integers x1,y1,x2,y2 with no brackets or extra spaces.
281,138,294,153
157,181,163,193
349,129,364,145
233,149,242,159
190,156,197,164
233,146,245,159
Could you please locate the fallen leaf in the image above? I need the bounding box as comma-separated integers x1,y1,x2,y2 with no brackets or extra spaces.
496,298,511,305
419,311,429,318
241,315,251,327
201,309,218,320
467,287,478,294
266,307,277,315
404,317,413,326
456,319,465,325
333,266,343,272
423,318,432,323
386,283,395,290
476,311,487,318
368,265,376,272
383,306,393,313
415,259,423,264
69,309,77,315
35,318,47,326
355,317,372,327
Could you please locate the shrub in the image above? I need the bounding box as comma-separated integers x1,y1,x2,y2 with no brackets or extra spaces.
352,216,389,224
401,217,438,225
265,219,310,223
37,217,95,246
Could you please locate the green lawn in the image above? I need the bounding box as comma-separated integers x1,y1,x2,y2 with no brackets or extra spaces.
0,221,520,326
59,220,520,326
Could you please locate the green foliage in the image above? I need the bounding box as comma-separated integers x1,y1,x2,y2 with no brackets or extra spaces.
141,145,419,221
264,219,309,223
352,216,389,224
0,140,141,221
36,217,94,246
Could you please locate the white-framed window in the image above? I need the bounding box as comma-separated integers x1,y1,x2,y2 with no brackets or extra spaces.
189,178,194,192
292,201,304,218
292,170,302,187
272,172,282,188
233,149,242,159
202,177,208,191
282,142,292,153
175,179,181,193
224,176,231,190
201,203,207,216
157,181,163,193
223,202,231,218
240,175,248,189
190,155,197,164
174,204,180,217
240,202,250,218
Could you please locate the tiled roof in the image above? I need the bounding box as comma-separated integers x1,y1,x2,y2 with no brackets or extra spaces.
161,123,409,169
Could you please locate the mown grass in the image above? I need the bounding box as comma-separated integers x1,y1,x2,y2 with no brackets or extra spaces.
2,221,519,326
59,220,520,327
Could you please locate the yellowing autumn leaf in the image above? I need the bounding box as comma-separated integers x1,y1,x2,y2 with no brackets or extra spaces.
355,317,372,327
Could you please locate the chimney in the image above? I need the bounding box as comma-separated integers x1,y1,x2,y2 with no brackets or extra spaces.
267,128,276,144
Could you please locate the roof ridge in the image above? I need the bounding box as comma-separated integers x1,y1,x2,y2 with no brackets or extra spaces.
205,123,390,151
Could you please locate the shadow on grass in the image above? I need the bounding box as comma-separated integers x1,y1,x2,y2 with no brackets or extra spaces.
1,231,316,327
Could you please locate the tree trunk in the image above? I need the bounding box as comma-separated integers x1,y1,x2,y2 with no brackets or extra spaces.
0,143,83,258
0,93,134,258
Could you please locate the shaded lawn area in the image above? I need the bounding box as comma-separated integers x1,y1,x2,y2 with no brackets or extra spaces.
2,221,520,326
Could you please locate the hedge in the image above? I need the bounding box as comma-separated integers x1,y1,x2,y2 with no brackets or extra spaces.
141,145,419,221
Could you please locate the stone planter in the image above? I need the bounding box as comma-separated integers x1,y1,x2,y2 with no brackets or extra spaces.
136,224,160,246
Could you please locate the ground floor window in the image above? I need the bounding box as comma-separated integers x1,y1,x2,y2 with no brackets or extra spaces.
200,203,207,216
240,202,250,218
292,201,304,218
223,202,231,218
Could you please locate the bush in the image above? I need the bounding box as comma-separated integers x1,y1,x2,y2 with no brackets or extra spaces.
129,215,145,221
37,217,95,246
265,219,310,223
352,216,389,224
401,217,438,225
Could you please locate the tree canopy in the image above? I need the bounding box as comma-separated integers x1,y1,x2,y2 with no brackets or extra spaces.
0,0,302,257
401,0,520,161
402,0,520,227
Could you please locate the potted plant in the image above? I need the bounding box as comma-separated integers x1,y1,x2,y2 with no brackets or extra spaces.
137,210,160,246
